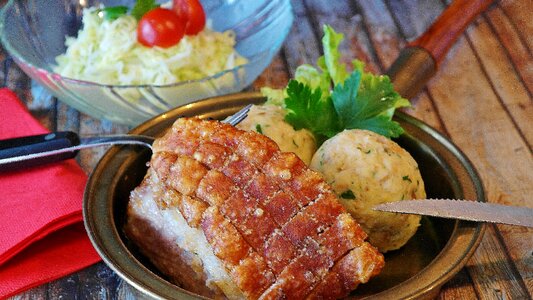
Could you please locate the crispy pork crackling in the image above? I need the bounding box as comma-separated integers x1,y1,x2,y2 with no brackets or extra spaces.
125,117,384,300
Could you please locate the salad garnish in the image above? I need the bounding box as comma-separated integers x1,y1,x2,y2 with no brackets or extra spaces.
137,7,185,48
172,0,206,35
55,3,246,86
97,0,157,21
265,25,410,144
97,6,129,21
97,0,206,48
131,0,159,20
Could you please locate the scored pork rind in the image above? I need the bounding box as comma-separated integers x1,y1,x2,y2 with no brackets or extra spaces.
126,117,384,299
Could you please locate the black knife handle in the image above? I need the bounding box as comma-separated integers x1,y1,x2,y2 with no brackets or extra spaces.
0,131,80,172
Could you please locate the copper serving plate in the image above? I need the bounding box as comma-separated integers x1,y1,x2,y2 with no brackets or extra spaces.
83,92,485,299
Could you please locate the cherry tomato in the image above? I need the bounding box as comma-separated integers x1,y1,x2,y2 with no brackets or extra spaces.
172,0,206,35
137,7,185,48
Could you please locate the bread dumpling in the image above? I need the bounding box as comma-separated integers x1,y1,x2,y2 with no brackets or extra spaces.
236,104,316,165
310,129,426,252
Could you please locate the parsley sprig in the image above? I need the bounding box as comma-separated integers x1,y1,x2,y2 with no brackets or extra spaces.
284,80,337,139
265,25,410,145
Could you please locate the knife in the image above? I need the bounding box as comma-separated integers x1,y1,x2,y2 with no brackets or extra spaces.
373,199,533,227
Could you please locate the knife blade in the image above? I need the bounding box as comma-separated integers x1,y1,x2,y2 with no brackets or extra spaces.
373,199,533,227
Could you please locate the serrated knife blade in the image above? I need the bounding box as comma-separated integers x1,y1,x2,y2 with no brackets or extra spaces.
373,199,533,227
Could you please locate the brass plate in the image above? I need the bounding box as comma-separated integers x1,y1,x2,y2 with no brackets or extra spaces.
84,92,485,300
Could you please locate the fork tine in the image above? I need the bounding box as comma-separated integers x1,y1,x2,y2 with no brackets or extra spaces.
224,104,252,126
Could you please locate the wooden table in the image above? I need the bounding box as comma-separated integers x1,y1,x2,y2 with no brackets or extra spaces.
3,0,531,299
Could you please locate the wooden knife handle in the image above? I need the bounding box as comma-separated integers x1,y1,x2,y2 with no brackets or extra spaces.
387,0,495,99
409,0,494,66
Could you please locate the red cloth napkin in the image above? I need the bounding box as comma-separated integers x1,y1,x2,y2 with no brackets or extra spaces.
0,88,101,298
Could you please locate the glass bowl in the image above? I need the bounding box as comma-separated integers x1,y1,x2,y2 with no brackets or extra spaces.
0,0,293,125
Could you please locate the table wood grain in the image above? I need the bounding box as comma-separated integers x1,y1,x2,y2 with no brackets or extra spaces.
2,0,531,299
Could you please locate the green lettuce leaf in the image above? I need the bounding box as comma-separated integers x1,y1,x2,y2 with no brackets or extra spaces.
322,25,350,85
261,87,286,106
294,64,331,96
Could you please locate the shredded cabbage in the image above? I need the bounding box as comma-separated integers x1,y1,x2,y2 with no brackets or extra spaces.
54,7,248,85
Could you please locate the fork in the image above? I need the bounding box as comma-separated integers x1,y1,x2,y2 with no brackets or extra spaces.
0,104,252,171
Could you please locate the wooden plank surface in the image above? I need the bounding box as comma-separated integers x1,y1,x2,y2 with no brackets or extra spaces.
1,0,531,299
